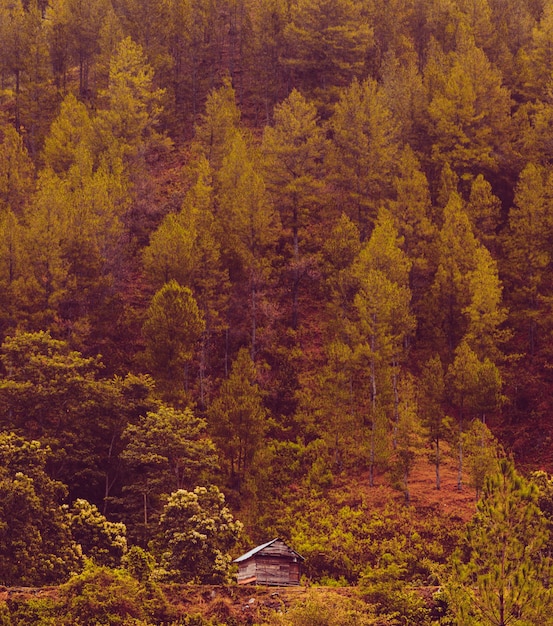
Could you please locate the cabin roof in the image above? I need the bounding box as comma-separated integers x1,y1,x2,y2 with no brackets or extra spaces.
233,538,304,563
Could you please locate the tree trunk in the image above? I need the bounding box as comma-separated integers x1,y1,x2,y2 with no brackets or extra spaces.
457,436,463,491
436,436,441,490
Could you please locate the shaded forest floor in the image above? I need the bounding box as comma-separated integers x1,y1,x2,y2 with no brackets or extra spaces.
403,450,477,520
334,443,478,523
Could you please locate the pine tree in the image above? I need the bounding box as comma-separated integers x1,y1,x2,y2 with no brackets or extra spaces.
261,89,325,329
143,158,230,406
463,245,509,361
381,53,427,152
447,459,553,625
142,280,205,403
248,0,290,123
193,77,241,172
517,1,553,101
351,209,415,486
121,405,217,531
0,122,35,214
282,0,373,106
457,0,497,56
19,168,70,329
388,146,438,317
446,340,502,490
322,212,362,329
327,78,401,240
208,347,268,489
392,373,421,503
16,0,54,156
217,132,279,357
0,0,34,129
466,173,502,255
0,210,25,335
429,192,479,359
427,36,513,178
41,94,95,175
419,354,446,490
502,162,553,355
51,0,113,98
96,36,167,164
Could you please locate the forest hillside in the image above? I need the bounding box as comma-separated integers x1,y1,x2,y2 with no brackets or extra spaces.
3,0,553,623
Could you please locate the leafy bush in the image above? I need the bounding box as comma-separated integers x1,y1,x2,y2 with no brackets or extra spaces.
156,485,242,584
4,597,59,626
259,591,376,626
0,433,81,586
67,499,127,568
358,559,432,625
54,561,173,625
285,495,462,584
123,546,156,583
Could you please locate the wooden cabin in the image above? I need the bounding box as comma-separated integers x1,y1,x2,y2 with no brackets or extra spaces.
233,538,305,586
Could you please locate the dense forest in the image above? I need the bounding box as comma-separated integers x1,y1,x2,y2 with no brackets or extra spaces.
4,0,553,623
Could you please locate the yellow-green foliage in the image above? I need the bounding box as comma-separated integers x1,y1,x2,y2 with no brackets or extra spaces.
258,591,377,626
269,487,462,585
55,562,173,625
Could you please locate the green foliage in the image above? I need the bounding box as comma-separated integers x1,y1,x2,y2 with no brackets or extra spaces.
359,559,432,625
419,354,446,489
41,94,94,174
462,419,503,499
67,498,127,568
427,36,513,177
122,546,155,584
259,591,377,626
142,280,205,401
446,458,553,625
3,0,553,609
0,331,157,503
51,0,114,97
156,485,243,584
55,561,173,625
194,77,241,171
0,121,34,213
350,209,416,486
327,78,401,237
261,88,325,328
429,192,480,359
121,404,218,533
282,0,373,107
97,36,167,162
463,245,509,361
280,492,461,585
208,347,269,489
502,161,553,355
0,432,81,586
3,596,59,626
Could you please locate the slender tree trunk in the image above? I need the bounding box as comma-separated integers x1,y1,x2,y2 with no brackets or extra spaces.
436,436,441,490
103,433,117,514
291,201,299,330
369,325,377,488
392,363,399,450
14,69,20,130
199,333,207,409
251,276,257,360
143,492,148,528
369,417,375,488
457,435,464,491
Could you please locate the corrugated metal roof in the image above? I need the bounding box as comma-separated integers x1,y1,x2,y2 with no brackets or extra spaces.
233,538,304,563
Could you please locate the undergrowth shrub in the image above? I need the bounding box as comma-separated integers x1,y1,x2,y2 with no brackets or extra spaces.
258,591,376,626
